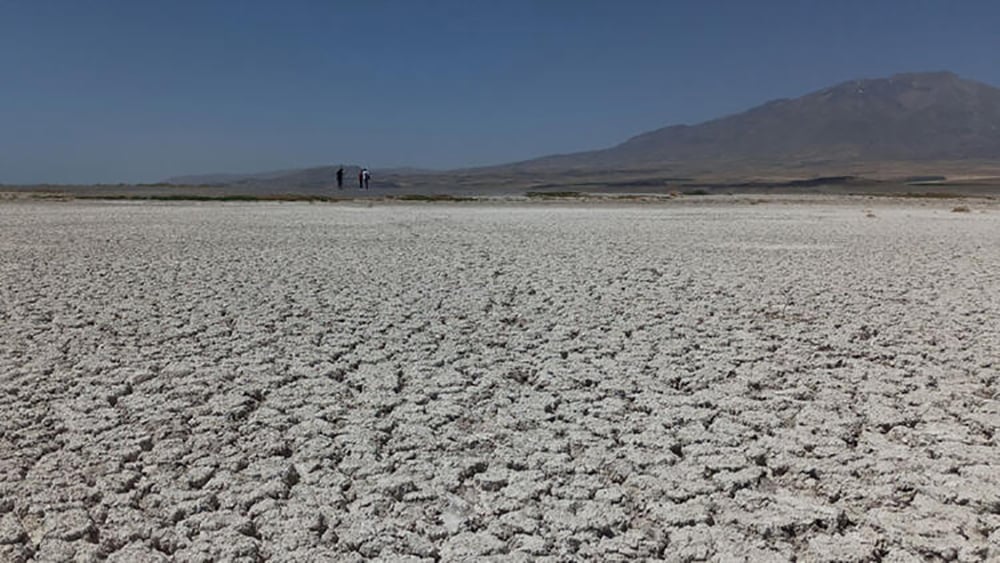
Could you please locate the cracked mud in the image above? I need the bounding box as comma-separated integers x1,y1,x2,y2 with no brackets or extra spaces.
1,199,998,561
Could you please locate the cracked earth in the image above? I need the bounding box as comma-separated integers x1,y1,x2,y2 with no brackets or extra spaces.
1,199,998,561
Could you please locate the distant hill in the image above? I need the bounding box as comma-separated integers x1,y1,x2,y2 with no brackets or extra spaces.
165,171,289,185
166,166,353,187
504,71,1000,170
164,71,1000,188
165,165,434,188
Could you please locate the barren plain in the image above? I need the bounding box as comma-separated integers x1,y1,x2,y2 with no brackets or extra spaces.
1,198,998,561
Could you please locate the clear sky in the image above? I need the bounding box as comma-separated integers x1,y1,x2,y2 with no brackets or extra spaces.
2,0,999,183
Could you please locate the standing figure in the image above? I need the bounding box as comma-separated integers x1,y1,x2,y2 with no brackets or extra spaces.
359,168,364,189
336,167,344,189
363,168,371,190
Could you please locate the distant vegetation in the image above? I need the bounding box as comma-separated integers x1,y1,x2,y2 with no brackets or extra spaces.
69,194,346,202
32,192,484,203
893,192,978,199
525,191,583,198
390,194,474,202
904,176,948,184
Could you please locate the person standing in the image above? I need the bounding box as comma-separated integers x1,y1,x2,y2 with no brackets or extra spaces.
358,168,364,189
336,166,344,189
363,168,371,190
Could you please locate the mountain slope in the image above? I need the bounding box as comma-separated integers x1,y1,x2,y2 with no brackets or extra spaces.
515,71,1000,170
164,71,1000,187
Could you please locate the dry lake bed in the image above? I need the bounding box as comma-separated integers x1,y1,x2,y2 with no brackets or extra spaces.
1,197,998,562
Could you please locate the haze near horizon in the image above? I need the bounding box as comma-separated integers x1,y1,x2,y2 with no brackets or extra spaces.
2,0,1000,184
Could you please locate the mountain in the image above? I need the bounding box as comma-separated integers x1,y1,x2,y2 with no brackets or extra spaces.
164,72,1000,189
509,71,1000,170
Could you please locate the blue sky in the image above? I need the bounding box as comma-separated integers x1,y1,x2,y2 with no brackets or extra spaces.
2,0,999,183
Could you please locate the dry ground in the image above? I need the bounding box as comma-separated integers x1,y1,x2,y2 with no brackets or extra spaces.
1,198,998,561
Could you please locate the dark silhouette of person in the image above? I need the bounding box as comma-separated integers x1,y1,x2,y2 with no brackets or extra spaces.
336,167,344,189
363,168,371,190
358,169,364,189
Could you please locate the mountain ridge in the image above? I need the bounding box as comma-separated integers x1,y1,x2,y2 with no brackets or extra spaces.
504,71,1000,171
164,71,1000,186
